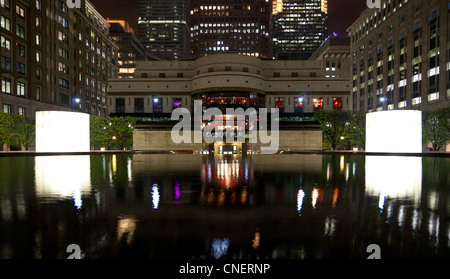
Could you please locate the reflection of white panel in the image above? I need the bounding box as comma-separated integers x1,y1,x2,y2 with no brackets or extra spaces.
366,110,422,153
365,156,422,206
35,156,91,199
36,111,90,153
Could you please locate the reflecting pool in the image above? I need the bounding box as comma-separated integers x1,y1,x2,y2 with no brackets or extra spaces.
0,154,448,259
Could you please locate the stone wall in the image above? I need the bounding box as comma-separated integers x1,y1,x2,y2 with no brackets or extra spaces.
133,129,322,152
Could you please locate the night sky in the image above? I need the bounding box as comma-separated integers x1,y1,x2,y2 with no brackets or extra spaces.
90,0,367,37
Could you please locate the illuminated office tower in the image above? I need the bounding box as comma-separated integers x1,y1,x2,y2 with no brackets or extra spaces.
188,0,272,59
348,0,450,111
273,0,328,60
138,0,189,61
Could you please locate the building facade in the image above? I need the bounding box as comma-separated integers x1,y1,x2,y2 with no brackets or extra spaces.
108,19,161,79
138,0,189,61
309,36,351,80
188,0,272,60
348,0,450,112
107,53,350,117
273,0,328,60
0,0,118,117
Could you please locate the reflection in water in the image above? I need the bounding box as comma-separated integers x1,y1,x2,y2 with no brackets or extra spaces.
252,232,261,249
297,188,305,215
152,184,160,209
365,156,422,209
311,186,322,209
211,238,230,259
117,215,137,246
324,216,337,238
0,154,448,259
35,155,91,207
199,156,251,206
174,181,181,205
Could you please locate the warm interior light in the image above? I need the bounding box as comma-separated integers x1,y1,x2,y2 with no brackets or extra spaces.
366,110,422,153
273,0,283,15
35,111,90,153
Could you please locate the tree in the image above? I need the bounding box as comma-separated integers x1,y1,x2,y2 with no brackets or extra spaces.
0,112,36,150
90,116,109,149
106,116,138,150
15,115,36,150
422,107,450,151
314,109,352,150
0,111,16,149
347,111,366,150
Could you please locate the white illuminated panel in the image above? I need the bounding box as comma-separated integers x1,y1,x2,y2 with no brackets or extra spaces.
366,156,422,207
35,156,91,205
366,110,422,153
36,111,90,153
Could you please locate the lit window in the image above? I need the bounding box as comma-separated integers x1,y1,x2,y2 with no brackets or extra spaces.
333,97,343,109
314,98,323,109
172,98,182,109
275,97,285,108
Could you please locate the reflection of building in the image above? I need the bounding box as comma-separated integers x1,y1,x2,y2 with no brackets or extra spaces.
273,0,328,60
347,0,450,111
188,0,272,59
0,0,118,117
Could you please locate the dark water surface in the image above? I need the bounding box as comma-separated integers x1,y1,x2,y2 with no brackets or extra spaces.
0,154,448,259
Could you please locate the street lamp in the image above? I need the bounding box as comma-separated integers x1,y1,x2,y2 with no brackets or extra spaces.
72,97,81,111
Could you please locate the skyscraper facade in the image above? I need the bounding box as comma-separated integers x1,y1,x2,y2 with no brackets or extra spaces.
273,0,328,60
138,0,189,61
348,0,450,112
188,0,272,59
108,19,161,79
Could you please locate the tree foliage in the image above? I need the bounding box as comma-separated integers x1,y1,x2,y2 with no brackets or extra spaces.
347,111,366,150
313,109,367,150
314,109,352,150
90,116,138,150
0,112,36,150
422,107,450,151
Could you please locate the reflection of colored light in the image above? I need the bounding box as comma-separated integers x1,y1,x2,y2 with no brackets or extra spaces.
174,182,181,200
241,187,248,204
297,188,305,214
152,184,160,209
332,188,339,208
112,154,117,174
211,238,230,259
252,232,260,249
174,181,181,205
312,188,319,209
